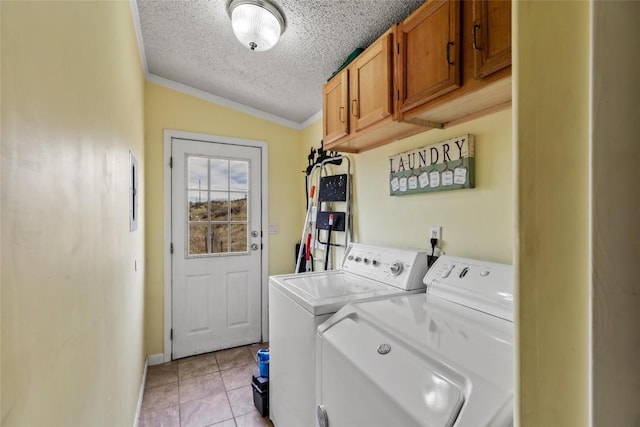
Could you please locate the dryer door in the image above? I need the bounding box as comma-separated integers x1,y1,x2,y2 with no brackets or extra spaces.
316,315,466,427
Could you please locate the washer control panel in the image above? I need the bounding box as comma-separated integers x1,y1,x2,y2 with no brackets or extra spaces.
342,243,429,290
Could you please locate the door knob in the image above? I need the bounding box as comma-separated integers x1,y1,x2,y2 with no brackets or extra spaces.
251,243,259,251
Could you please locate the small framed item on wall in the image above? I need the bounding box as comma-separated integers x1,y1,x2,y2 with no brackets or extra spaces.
129,151,139,231
389,134,475,196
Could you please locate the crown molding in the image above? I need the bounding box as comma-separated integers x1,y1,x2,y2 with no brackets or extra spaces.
129,0,149,78
300,110,323,129
149,74,313,129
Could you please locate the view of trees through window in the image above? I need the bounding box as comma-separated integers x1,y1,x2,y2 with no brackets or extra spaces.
187,156,249,255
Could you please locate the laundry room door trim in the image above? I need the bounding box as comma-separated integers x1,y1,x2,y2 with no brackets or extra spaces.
162,129,269,362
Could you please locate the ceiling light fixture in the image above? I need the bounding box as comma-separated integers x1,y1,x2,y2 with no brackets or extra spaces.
228,0,286,52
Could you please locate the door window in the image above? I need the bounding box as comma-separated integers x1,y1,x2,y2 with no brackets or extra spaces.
186,155,249,256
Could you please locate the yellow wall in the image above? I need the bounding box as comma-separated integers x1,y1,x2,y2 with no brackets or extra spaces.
1,2,146,426
514,1,590,425
144,82,304,355
300,117,323,173
302,110,513,264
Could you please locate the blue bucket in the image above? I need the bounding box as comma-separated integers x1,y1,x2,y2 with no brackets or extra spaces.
257,349,270,377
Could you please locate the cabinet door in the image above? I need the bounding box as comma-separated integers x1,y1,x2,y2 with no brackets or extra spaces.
322,70,349,145
397,0,461,113
350,31,393,132
473,0,511,78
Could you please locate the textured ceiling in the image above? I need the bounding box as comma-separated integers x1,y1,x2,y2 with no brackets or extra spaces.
135,0,424,127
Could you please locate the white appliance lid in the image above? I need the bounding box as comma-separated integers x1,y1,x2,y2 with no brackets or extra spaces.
277,270,388,298
269,270,413,316
317,293,514,425
269,243,430,316
318,293,514,389
319,314,465,426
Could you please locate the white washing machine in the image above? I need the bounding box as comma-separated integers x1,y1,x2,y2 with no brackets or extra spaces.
316,256,514,427
269,243,430,427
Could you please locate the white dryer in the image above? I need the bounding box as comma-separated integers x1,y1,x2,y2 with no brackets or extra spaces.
316,256,514,427
269,243,430,427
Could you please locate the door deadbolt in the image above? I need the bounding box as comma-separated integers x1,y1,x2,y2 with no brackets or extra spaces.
251,231,259,237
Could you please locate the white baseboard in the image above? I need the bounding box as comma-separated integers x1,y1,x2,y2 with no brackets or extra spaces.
148,353,165,366
133,357,149,427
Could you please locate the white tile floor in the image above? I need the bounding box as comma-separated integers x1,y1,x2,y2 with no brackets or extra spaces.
139,343,271,427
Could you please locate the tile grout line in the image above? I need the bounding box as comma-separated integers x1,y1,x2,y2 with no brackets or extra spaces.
177,362,182,426
216,348,237,426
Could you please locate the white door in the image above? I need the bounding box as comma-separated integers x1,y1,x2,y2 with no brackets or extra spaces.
171,137,263,359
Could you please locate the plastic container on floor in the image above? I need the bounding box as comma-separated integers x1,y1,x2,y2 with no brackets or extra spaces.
252,375,269,416
257,348,270,377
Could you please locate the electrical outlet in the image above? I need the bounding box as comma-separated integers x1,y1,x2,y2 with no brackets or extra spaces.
430,226,442,241
268,223,280,234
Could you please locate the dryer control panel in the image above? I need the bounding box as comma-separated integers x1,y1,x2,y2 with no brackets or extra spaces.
341,243,429,290
423,256,514,321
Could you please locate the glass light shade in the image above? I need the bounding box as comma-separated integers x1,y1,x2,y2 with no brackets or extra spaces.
230,1,285,52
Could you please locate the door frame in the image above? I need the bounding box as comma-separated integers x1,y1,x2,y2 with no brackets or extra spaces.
163,129,269,362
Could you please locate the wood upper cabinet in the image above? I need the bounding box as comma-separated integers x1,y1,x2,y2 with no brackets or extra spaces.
321,0,512,153
322,69,349,146
397,0,461,115
349,31,393,132
472,0,512,78
322,27,428,153
397,0,511,128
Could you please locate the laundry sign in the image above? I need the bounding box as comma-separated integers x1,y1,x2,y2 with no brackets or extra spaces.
389,134,475,196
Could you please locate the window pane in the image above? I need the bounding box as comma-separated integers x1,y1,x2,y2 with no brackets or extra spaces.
230,192,248,221
210,158,229,191
210,192,229,221
211,224,229,254
230,224,248,252
188,157,209,190
230,160,249,191
189,223,208,255
188,191,209,221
